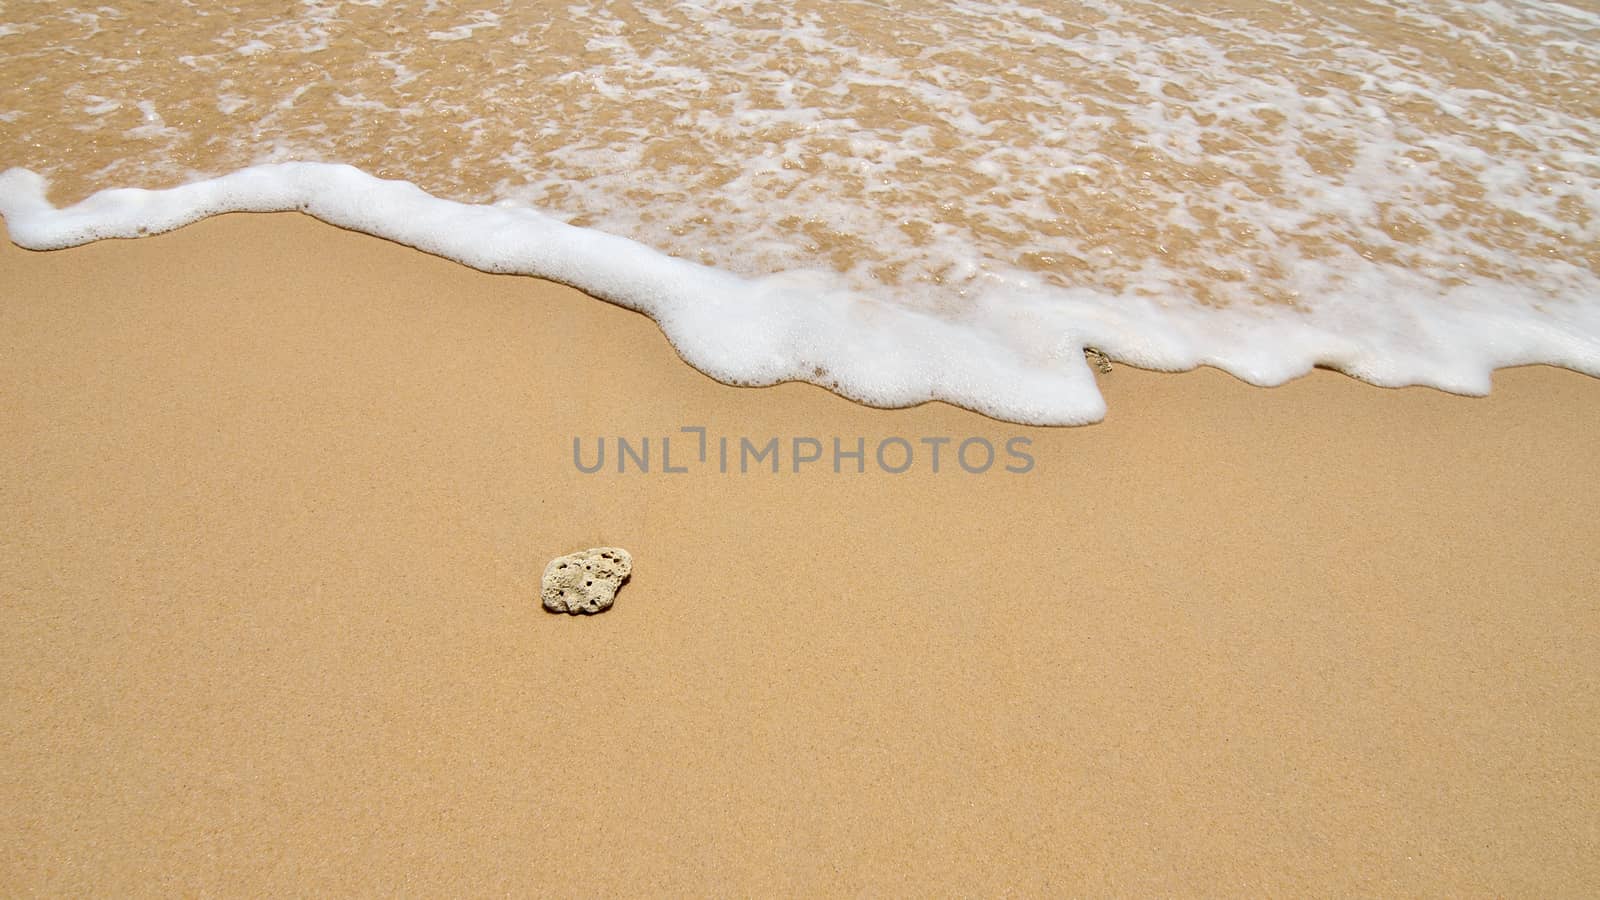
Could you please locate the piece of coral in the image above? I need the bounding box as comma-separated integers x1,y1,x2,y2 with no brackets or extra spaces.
542,547,632,614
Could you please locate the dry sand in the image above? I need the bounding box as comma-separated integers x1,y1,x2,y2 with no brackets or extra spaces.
3,213,1598,894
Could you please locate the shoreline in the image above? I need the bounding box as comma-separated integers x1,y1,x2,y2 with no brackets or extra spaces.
3,212,1598,893
7,162,1599,427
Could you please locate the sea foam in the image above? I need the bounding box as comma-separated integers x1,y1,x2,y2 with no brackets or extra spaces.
5,0,1600,422
3,162,1598,424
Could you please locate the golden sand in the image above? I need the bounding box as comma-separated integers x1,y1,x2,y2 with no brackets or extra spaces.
3,214,1597,892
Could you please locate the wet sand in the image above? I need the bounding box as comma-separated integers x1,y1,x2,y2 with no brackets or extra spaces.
2,213,1598,894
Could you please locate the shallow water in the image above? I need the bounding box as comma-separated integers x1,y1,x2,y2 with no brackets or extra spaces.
3,0,1599,422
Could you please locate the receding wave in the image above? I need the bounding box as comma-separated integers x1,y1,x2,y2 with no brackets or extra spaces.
2,0,1598,422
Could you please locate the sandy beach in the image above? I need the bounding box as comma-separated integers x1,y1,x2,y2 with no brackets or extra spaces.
3,213,1598,893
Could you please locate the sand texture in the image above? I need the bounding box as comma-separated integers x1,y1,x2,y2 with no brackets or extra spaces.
3,214,1598,894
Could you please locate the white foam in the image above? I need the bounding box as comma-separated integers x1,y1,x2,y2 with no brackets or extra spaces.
4,162,1599,425
15,0,1593,317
